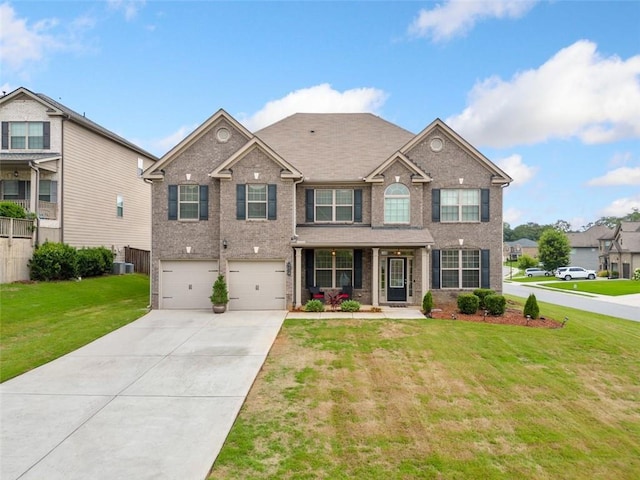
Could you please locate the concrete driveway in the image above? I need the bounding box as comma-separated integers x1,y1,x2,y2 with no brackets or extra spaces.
0,310,286,480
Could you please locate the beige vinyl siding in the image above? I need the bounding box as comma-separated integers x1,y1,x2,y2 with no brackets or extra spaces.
62,121,153,252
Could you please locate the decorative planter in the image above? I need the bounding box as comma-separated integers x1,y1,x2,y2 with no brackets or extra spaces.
212,304,227,314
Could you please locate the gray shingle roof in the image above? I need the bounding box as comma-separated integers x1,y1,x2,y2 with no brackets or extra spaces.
255,113,415,182
295,226,434,247
567,225,613,247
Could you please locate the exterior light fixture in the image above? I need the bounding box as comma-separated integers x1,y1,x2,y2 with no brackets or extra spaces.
286,261,292,276
223,239,228,249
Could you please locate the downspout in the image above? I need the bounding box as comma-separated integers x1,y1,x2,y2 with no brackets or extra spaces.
28,161,40,246
59,115,68,243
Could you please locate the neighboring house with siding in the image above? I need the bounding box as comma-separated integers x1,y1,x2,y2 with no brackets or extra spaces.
503,238,538,262
566,225,613,272
144,110,512,310
0,87,157,281
604,222,640,278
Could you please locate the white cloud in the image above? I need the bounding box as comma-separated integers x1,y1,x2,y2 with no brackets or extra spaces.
107,0,146,21
599,195,640,217
447,40,640,148
408,0,537,42
495,154,537,186
0,3,61,73
503,207,523,225
145,124,198,157
240,84,388,131
587,166,640,186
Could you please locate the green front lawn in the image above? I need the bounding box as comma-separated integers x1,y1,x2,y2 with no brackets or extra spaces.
211,299,640,479
0,275,150,382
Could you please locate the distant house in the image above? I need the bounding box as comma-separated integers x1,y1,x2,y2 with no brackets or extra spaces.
143,110,512,310
504,238,538,262
566,225,613,271
0,87,157,282
604,222,640,278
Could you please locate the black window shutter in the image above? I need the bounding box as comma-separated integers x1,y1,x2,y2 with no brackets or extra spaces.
354,189,362,222
236,184,246,220
481,189,490,222
305,250,314,287
168,185,178,220
432,189,441,222
481,249,490,288
305,189,314,222
268,184,277,220
43,122,50,149
199,185,208,220
431,249,441,289
1,122,8,150
354,249,363,288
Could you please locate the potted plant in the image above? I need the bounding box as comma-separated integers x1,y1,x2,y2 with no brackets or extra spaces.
210,274,229,313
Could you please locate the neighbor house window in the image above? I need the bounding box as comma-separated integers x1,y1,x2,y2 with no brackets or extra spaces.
247,184,267,219
179,185,199,220
39,180,57,203
315,189,353,222
384,184,410,223
116,195,124,217
9,122,45,149
441,250,480,288
441,189,480,222
314,250,353,288
137,158,144,177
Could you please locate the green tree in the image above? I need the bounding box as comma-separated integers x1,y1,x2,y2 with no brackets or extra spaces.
517,254,538,270
538,228,571,272
512,222,546,241
503,222,515,241
553,219,572,233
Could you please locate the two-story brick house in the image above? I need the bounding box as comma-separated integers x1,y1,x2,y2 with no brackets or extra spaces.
0,87,157,269
144,109,512,310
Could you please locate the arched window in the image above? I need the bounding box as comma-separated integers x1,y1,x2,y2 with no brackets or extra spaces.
384,183,410,224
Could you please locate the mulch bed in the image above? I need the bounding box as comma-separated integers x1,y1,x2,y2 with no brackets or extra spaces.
427,300,565,329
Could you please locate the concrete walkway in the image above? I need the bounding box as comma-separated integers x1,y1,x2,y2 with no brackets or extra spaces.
0,310,286,480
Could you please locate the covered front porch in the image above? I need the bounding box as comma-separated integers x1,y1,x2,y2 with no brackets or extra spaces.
291,226,434,308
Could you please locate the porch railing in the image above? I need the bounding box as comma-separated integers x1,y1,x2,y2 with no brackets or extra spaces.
0,216,35,239
3,199,57,219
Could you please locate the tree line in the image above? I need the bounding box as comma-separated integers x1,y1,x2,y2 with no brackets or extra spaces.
504,208,640,242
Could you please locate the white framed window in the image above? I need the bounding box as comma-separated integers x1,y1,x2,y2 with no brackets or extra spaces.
247,184,267,219
137,158,144,177
315,189,353,222
179,185,199,220
116,195,124,217
441,189,480,222
384,184,410,223
315,250,353,288
9,122,44,149
441,250,480,289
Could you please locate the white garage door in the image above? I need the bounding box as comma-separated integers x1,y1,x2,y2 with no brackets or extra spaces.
161,261,219,309
228,261,286,310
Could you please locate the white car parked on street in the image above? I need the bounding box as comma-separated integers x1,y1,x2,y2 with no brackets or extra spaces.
555,266,596,280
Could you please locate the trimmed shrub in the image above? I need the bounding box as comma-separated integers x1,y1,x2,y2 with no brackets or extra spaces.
517,254,538,270
457,293,479,314
29,241,78,281
597,270,609,278
77,247,113,277
633,268,640,281
484,294,506,315
523,293,540,319
340,300,361,312
0,201,27,218
473,288,495,309
422,290,434,314
304,299,324,312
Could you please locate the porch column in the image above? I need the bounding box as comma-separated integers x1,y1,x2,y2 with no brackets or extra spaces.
29,168,38,216
295,247,303,308
422,247,429,298
372,247,379,307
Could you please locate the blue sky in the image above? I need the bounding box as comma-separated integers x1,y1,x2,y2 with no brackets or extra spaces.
2,0,639,230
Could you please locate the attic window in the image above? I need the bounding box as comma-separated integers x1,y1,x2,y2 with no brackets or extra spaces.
216,127,230,143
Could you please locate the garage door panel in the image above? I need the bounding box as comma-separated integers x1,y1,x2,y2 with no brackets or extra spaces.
161,261,218,309
228,261,285,311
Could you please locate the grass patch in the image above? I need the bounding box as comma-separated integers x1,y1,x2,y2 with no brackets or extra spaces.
543,279,640,296
211,298,640,479
0,275,150,382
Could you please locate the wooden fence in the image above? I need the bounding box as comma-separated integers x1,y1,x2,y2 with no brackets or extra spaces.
124,246,150,275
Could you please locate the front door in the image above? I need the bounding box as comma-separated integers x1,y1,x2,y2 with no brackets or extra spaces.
387,257,407,302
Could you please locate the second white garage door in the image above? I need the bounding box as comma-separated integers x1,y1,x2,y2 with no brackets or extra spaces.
227,260,286,310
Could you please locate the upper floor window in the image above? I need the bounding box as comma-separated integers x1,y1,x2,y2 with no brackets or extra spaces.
167,184,208,221
384,184,410,224
3,122,47,149
247,184,267,219
441,189,480,222
236,184,276,220
315,189,353,222
116,194,124,218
